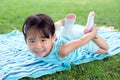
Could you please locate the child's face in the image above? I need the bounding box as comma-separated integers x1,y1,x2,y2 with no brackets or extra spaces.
26,27,56,57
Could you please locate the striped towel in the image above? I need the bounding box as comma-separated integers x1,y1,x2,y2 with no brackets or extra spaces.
0,25,120,80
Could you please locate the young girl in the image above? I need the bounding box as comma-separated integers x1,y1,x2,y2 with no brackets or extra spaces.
22,13,109,65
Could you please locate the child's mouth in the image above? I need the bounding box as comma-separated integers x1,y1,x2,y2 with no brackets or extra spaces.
35,50,45,56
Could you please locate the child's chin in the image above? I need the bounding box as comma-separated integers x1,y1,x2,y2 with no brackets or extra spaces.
33,53,44,58
35,53,47,58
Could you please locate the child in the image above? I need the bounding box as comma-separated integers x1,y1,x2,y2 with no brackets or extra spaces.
22,13,109,65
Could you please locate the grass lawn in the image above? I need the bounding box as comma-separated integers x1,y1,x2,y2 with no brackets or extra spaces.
0,0,120,80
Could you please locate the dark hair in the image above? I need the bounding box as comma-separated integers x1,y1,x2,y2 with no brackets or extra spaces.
22,14,55,39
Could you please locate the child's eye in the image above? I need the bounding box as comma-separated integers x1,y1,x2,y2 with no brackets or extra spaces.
41,39,46,42
29,40,35,43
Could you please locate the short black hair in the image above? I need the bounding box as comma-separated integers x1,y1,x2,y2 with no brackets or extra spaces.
22,14,55,40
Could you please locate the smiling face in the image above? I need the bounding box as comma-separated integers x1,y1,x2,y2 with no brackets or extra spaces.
22,14,56,57
26,26,56,57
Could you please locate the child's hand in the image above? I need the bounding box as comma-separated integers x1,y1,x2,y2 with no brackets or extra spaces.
90,24,98,38
55,19,65,31
91,24,98,32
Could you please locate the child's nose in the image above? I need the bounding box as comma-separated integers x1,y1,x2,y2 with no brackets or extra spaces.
35,42,42,49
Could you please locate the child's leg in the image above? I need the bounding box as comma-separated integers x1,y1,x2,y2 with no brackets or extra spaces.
64,14,76,29
60,14,76,40
55,14,76,31
84,11,95,34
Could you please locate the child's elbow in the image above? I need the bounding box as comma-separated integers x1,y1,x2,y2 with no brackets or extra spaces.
96,47,109,54
103,49,109,54
102,45,109,54
105,46,109,53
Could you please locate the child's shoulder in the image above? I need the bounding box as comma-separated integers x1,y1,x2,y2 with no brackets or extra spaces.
55,37,69,47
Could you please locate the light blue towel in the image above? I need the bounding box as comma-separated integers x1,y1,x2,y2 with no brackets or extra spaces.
0,25,120,80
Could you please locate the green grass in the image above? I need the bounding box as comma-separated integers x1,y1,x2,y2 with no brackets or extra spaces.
0,0,120,80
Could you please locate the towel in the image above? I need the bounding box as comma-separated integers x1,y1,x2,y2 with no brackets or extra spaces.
0,25,120,80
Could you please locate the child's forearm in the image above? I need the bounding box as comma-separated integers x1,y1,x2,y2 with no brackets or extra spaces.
59,32,96,57
93,34,109,51
54,19,64,31
74,32,96,48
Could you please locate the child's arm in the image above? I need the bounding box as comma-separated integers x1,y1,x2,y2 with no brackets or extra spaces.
92,34,109,54
58,24,97,58
54,19,64,31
